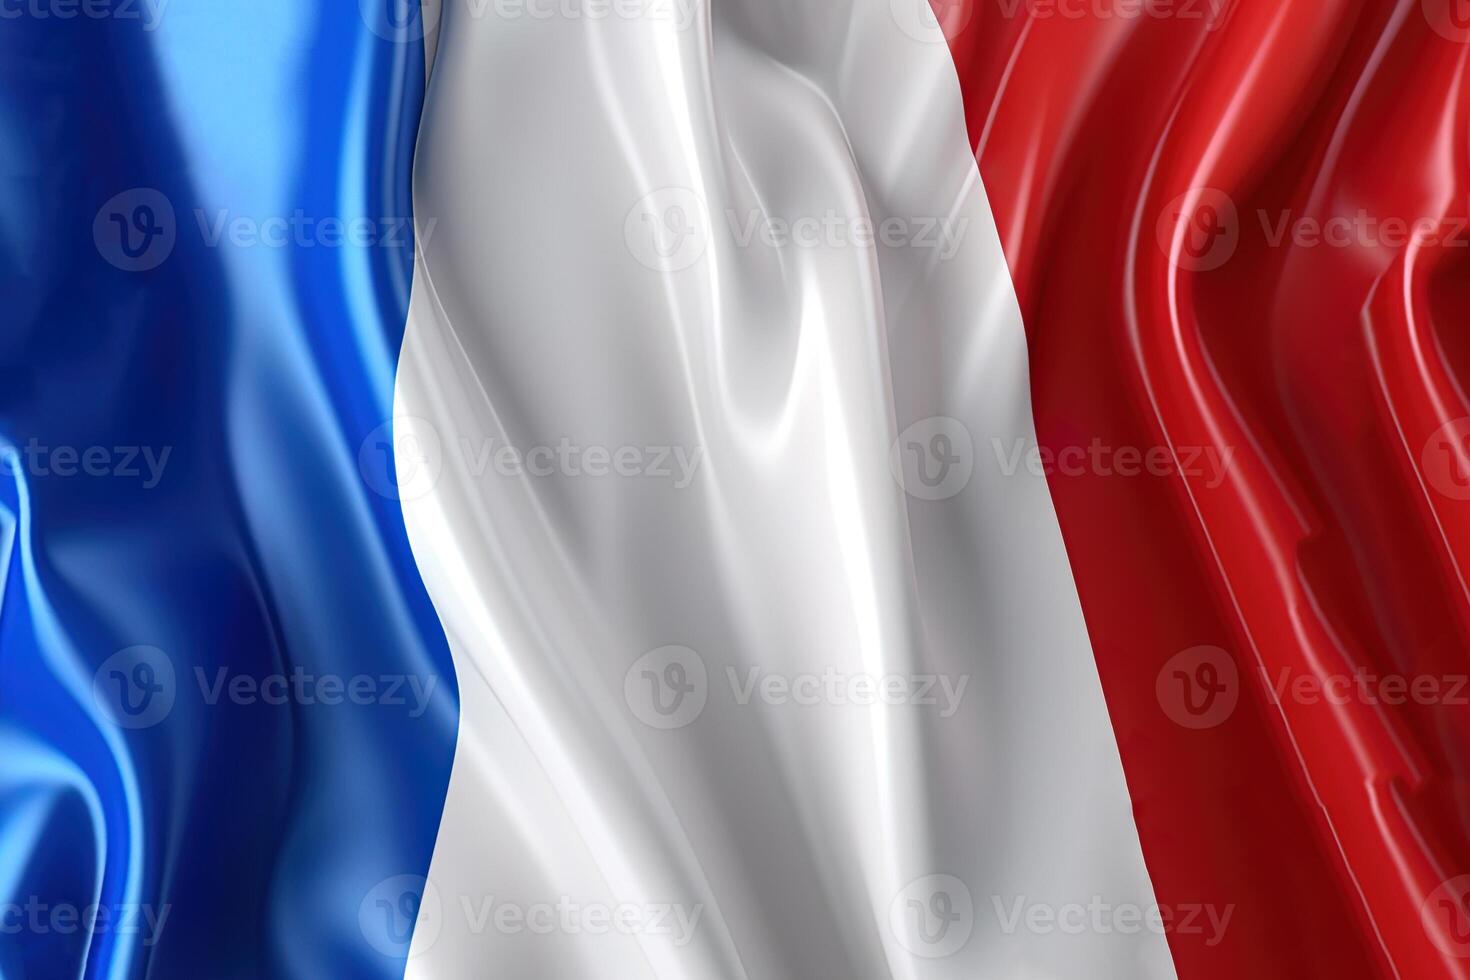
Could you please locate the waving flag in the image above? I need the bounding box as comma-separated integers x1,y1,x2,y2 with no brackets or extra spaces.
3,0,1469,978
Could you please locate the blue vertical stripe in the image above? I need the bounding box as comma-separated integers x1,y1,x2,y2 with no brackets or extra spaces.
0,2,456,977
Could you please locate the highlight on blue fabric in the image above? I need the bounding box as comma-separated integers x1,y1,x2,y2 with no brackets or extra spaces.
0,3,457,977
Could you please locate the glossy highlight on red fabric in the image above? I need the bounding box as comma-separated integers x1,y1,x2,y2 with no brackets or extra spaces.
938,0,1470,975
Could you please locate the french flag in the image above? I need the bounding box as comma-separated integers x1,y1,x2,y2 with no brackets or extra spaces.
4,0,1469,977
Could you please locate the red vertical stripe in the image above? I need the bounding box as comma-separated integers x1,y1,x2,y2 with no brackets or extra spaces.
939,0,1470,976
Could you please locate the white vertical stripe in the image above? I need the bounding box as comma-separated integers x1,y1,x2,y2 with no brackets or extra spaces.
396,1,1178,977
